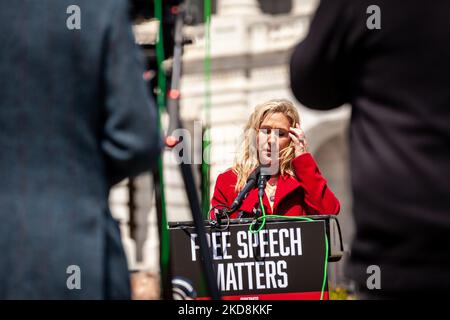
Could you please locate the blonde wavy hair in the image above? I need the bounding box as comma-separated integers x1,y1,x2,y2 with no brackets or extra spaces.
232,99,300,192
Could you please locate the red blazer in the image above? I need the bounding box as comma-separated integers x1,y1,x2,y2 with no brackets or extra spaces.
211,153,340,219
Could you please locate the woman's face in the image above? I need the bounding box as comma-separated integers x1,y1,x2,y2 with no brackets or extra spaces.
257,112,292,167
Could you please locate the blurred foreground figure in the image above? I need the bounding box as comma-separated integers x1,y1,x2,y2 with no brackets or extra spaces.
0,0,161,299
290,0,450,298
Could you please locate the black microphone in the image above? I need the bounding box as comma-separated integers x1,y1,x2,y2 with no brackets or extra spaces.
228,166,261,213
258,174,269,199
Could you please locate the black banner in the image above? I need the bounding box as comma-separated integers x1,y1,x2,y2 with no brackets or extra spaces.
169,220,328,300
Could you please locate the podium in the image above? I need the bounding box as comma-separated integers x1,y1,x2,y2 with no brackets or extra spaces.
168,215,343,300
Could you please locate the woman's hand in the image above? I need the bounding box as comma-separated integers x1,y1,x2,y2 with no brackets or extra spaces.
289,123,308,157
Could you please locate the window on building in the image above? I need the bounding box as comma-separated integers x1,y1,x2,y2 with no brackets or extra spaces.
258,0,292,15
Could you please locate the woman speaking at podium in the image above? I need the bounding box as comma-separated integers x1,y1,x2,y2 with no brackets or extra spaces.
211,99,340,219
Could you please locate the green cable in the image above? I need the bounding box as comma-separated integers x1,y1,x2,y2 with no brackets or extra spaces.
201,0,212,218
249,196,267,233
198,0,213,293
155,0,166,110
249,199,329,300
154,0,170,288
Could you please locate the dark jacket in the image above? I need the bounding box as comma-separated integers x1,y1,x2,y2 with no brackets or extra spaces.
0,0,161,299
290,0,450,294
211,153,340,219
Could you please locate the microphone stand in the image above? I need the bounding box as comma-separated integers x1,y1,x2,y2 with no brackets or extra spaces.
164,1,221,300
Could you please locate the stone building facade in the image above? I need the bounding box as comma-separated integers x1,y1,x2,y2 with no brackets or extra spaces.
110,0,354,289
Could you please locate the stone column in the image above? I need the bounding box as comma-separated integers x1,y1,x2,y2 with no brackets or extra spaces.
109,179,137,270
141,207,160,273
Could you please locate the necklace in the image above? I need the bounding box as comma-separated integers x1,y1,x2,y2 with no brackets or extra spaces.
266,183,277,202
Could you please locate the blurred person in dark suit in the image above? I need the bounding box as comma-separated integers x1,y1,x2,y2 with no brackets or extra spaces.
290,0,450,298
0,0,161,299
